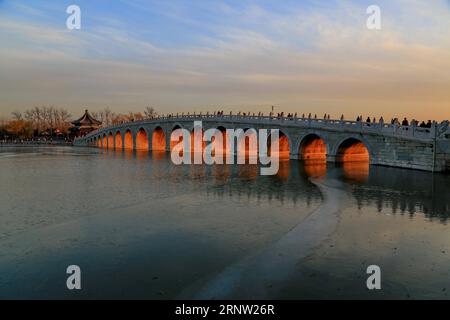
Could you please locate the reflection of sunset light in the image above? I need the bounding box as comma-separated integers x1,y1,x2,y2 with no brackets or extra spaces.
97,138,102,148
152,150,166,160
136,129,148,151
152,128,166,151
115,132,123,150
342,161,369,182
212,164,231,182
135,150,150,160
276,161,290,180
124,131,133,150
303,160,327,179
123,149,134,160
238,164,258,179
301,136,326,161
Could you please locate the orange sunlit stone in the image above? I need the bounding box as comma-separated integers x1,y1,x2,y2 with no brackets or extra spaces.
269,133,290,160
115,132,123,150
102,135,108,149
124,130,133,150
136,129,149,151
303,160,327,179
108,134,114,149
301,136,327,161
152,127,166,151
338,140,369,162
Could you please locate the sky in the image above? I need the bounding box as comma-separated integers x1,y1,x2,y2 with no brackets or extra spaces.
0,0,449,121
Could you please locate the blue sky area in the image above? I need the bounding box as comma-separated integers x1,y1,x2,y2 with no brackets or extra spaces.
0,0,449,120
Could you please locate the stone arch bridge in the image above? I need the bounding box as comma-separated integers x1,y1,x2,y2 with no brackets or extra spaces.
74,113,450,172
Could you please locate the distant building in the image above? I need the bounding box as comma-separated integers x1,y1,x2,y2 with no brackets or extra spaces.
70,109,102,138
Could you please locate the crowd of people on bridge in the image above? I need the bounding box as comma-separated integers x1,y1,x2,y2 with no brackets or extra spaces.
352,115,433,128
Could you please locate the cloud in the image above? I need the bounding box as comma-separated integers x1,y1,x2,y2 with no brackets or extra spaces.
0,0,449,121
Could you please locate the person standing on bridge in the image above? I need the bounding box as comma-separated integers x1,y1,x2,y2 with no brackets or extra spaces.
402,117,409,126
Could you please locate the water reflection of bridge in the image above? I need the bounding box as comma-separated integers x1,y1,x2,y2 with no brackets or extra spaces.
106,150,450,222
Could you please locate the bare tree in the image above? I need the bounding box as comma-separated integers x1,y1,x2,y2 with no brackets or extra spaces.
103,107,113,126
11,111,23,120
134,112,144,121
144,106,157,119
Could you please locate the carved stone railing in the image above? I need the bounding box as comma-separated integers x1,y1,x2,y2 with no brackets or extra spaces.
75,113,449,142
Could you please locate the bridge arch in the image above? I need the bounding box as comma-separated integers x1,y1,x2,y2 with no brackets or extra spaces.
115,131,123,150
297,133,329,161
107,132,114,149
152,126,166,151
171,123,185,131
268,129,292,159
333,136,371,162
124,129,133,150
136,127,149,151
102,133,108,149
170,124,184,151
